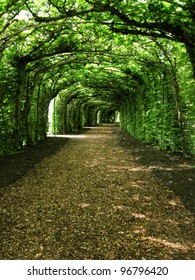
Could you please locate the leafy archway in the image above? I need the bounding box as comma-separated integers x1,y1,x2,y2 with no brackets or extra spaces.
0,0,194,156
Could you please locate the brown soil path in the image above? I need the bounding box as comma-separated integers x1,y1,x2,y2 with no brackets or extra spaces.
0,124,195,259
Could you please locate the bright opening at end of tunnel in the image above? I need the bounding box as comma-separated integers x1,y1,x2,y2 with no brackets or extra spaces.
47,96,120,136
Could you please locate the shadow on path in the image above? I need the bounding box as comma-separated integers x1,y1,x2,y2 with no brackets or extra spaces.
0,137,69,188
114,127,195,217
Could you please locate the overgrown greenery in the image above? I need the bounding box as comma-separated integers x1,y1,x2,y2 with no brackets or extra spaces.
0,0,194,156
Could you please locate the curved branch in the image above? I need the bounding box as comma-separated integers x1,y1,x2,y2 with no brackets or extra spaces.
104,5,185,42
111,26,178,42
25,2,106,23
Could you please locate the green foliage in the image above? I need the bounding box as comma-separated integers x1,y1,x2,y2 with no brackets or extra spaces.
0,0,194,156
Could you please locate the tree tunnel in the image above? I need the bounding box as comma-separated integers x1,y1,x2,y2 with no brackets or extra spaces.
0,0,195,157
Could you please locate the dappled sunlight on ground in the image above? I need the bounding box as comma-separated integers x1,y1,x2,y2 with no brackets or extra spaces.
148,165,194,171
108,165,149,172
140,236,192,252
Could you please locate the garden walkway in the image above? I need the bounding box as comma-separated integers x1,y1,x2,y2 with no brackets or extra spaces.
0,124,194,259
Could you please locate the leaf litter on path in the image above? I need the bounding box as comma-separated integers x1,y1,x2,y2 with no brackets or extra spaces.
0,124,195,259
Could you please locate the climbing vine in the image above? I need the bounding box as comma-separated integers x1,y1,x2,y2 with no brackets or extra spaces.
0,0,194,156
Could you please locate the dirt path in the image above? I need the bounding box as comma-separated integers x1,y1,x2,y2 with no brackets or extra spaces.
0,124,195,259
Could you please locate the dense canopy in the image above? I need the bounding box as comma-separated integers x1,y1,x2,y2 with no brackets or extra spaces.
0,0,195,156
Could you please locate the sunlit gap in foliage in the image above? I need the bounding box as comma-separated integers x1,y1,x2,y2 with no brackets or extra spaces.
48,98,54,135
47,98,87,138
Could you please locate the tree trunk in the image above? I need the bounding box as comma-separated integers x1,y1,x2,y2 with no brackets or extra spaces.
35,81,41,142
23,71,41,145
154,41,188,156
185,42,195,79
172,58,187,157
13,60,27,150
